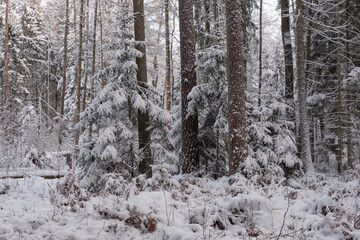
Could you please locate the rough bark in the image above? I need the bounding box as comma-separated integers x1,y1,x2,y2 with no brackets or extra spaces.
3,0,9,142
296,0,314,174
280,0,298,157
133,0,152,178
281,0,294,100
179,0,199,173
226,0,248,175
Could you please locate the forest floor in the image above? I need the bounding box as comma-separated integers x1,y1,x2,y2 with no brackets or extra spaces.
0,167,359,240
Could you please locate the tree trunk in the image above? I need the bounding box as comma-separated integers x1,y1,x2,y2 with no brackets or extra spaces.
336,0,343,173
74,0,84,157
296,0,314,174
281,0,294,100
82,0,90,115
179,0,199,173
280,0,298,157
59,0,70,145
92,0,98,77
204,0,211,47
165,0,171,111
99,0,105,88
133,0,152,178
258,0,263,107
345,0,354,169
3,0,9,142
226,0,248,175
213,0,218,32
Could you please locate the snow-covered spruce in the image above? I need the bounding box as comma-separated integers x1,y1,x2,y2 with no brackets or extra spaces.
77,2,174,192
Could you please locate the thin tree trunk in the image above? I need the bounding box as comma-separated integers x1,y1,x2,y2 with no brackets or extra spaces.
204,0,211,47
152,19,162,88
345,0,354,169
336,0,343,173
99,0,105,88
3,0,9,142
82,0,90,115
296,0,313,174
170,9,175,104
165,0,171,111
213,0,218,31
92,0,98,77
305,1,312,160
74,0,84,157
226,0,248,175
133,0,152,178
59,0,70,145
258,0,263,107
179,0,199,173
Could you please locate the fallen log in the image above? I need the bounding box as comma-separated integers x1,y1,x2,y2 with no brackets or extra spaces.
0,170,67,179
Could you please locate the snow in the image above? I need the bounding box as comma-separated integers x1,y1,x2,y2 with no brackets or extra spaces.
0,170,359,239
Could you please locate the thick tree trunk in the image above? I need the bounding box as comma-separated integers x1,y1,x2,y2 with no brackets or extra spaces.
3,0,9,142
296,0,314,174
226,0,248,175
281,0,294,100
133,0,152,178
280,0,298,157
179,0,199,173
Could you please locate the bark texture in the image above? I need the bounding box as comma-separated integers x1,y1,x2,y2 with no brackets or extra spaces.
3,0,9,141
281,0,294,100
59,0,70,145
296,0,314,174
226,0,248,175
133,0,152,178
179,0,199,173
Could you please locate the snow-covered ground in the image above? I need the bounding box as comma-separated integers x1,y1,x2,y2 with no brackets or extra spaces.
0,170,359,240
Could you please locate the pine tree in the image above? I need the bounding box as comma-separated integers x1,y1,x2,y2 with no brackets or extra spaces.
179,0,199,173
226,0,248,175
